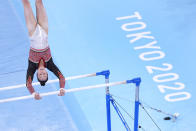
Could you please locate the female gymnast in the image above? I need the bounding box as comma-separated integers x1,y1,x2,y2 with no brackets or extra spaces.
22,0,65,100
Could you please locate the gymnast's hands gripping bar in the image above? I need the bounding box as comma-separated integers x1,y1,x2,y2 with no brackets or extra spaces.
0,70,110,92
0,78,141,103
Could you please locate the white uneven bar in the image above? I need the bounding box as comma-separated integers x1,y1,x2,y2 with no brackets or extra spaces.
0,73,97,91
0,80,127,103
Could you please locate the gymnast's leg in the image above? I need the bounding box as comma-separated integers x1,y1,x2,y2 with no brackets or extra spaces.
22,0,37,36
35,0,48,34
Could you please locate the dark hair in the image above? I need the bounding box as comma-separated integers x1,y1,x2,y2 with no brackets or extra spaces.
37,73,48,86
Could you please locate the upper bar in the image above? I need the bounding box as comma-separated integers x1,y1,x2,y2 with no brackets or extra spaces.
0,72,99,92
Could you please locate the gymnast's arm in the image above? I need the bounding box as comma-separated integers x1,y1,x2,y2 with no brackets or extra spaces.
46,58,65,89
26,60,37,94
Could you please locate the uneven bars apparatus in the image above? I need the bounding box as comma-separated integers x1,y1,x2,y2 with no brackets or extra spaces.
0,70,141,131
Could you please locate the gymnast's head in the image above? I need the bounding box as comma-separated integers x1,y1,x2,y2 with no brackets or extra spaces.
37,66,48,86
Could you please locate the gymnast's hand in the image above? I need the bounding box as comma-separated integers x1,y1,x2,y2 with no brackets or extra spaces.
58,88,66,96
32,92,42,100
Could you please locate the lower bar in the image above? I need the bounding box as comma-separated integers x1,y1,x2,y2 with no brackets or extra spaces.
0,80,128,103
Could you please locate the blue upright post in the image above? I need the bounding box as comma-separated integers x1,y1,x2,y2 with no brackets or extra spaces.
126,78,141,131
96,70,111,131
106,78,111,131
134,85,140,131
132,78,141,131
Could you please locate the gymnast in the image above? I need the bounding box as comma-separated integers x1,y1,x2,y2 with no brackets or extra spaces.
22,0,65,100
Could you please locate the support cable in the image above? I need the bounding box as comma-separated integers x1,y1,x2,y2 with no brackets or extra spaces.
140,104,162,131
111,94,176,119
112,98,146,131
